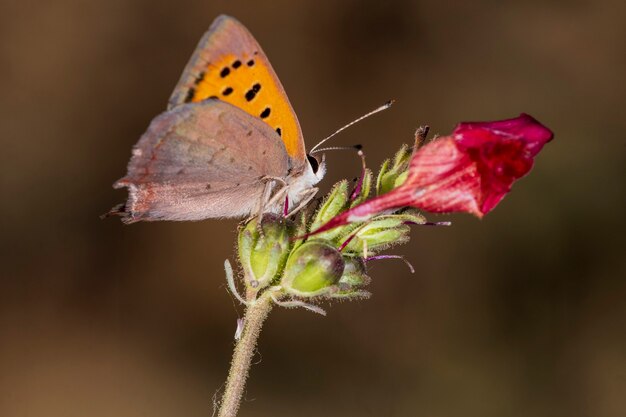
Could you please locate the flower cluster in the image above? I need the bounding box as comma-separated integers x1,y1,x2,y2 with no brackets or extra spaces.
233,114,553,313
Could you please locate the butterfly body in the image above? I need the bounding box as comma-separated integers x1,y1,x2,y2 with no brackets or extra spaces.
113,15,324,223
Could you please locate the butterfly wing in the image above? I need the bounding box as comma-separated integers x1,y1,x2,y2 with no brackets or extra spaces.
113,100,292,223
168,15,307,166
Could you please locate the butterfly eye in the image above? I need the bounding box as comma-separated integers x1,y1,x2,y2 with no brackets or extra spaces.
307,154,320,174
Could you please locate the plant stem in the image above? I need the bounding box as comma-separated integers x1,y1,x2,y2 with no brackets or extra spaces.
217,293,273,417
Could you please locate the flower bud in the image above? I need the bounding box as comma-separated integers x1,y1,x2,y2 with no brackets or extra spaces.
344,223,411,254
238,213,293,290
341,210,425,255
376,144,411,195
282,241,345,297
309,180,350,241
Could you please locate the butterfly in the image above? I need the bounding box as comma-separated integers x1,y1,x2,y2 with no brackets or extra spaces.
110,15,325,223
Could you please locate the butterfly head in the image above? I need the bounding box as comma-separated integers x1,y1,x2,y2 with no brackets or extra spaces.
306,153,326,182
284,152,325,210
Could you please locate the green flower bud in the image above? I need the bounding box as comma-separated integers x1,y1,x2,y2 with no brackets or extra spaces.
344,224,411,254
238,214,293,290
336,208,426,256
282,241,345,297
310,180,350,241
341,209,425,255
376,144,412,195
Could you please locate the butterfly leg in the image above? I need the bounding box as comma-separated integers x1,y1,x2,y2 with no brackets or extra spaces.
258,179,290,214
260,175,288,187
246,177,288,229
285,187,319,217
250,179,278,229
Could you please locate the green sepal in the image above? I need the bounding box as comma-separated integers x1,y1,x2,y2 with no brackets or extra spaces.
340,210,425,255
338,257,371,289
310,180,351,241
376,144,411,195
391,143,412,169
311,180,349,228
328,289,372,300
393,170,408,189
343,224,411,255
381,209,427,225
292,211,308,253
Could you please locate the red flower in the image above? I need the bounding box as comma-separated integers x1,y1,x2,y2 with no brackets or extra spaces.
311,113,553,235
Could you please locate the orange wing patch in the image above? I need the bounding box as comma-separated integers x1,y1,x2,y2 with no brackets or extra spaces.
168,16,306,163
184,52,301,158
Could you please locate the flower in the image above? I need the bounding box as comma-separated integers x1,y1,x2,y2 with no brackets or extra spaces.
310,113,553,234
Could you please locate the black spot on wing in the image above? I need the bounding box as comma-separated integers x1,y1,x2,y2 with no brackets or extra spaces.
260,107,271,119
220,67,230,78
194,71,206,85
276,127,282,136
222,87,233,96
247,59,255,67
245,83,262,101
232,60,242,69
185,88,196,103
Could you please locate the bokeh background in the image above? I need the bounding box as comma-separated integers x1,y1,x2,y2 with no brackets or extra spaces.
1,1,625,416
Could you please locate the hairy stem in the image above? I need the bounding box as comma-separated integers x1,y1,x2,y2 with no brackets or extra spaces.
217,293,273,417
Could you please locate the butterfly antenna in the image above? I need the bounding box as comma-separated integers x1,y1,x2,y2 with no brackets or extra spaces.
311,144,362,153
309,100,395,154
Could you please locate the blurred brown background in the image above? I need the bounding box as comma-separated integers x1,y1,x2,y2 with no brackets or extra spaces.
1,0,625,416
